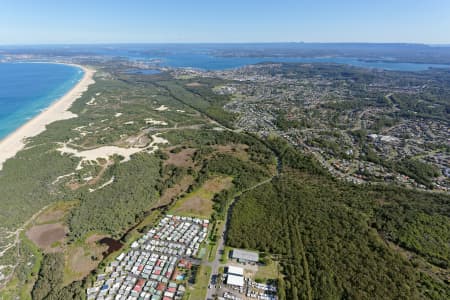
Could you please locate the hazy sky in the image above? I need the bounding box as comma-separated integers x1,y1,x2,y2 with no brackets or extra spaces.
1,0,449,44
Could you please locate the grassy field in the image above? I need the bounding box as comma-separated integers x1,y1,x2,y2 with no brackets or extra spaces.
185,265,212,300
63,239,107,286
220,246,232,263
207,220,224,262
255,258,279,282
169,176,232,219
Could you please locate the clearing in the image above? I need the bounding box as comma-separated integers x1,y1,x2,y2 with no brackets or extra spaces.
169,176,233,219
164,147,196,168
64,235,108,285
255,258,279,282
185,265,211,300
214,143,249,161
152,175,194,209
25,223,67,252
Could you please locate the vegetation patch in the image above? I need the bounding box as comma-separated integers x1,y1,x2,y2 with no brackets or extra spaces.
64,242,105,285
214,143,249,161
164,147,196,168
169,176,233,218
153,175,194,209
185,265,211,300
255,258,279,282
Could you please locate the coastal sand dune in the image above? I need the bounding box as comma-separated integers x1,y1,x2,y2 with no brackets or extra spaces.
57,133,169,170
0,65,95,170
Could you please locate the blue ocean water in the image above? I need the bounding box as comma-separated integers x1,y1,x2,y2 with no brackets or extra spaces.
0,63,83,139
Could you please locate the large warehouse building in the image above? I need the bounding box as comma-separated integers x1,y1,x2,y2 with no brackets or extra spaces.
226,266,244,287
231,248,259,263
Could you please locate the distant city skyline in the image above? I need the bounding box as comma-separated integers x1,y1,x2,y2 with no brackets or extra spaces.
1,0,449,45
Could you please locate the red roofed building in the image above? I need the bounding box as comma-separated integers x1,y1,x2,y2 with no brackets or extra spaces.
156,283,166,291
133,285,142,292
137,279,145,286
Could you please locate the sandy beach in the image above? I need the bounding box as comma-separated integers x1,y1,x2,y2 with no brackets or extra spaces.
0,64,95,170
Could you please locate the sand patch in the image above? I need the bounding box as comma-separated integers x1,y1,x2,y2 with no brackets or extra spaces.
52,172,76,185
155,105,169,111
145,118,168,126
126,134,151,148
86,97,96,105
186,82,203,87
89,176,115,192
57,133,169,170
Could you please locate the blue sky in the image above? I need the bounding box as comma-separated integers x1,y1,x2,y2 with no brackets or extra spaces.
1,0,449,44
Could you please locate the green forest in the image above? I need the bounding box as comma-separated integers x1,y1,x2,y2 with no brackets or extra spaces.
227,138,450,300
31,254,85,300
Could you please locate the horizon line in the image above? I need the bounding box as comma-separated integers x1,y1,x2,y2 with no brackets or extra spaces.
1,41,450,47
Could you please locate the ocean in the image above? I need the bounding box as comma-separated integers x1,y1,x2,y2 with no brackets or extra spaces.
0,63,83,139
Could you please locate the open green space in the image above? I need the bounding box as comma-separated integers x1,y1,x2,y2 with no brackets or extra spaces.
185,265,211,300
169,176,232,219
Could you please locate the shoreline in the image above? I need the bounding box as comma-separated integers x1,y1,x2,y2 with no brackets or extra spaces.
0,63,95,170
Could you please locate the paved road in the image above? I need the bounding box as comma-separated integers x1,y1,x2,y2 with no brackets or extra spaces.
157,84,282,299
205,158,280,300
